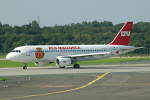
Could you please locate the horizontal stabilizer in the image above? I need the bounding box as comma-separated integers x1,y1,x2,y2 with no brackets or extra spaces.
122,47,144,51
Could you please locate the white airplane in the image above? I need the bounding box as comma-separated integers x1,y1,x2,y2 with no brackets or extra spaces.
6,21,142,69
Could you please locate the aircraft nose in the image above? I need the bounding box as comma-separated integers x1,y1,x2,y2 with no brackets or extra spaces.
6,53,14,60
6,53,11,60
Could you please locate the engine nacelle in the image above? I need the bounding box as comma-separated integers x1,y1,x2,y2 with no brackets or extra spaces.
35,62,50,66
56,57,71,67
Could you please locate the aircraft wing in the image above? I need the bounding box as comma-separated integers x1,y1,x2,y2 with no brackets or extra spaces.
61,52,110,59
70,52,110,58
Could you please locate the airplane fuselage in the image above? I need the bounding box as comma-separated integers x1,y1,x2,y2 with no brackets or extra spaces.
6,45,135,63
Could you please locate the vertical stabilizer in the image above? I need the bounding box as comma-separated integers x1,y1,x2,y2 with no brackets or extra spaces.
109,21,133,45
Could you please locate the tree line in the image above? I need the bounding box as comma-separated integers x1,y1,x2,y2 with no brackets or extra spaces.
0,20,150,55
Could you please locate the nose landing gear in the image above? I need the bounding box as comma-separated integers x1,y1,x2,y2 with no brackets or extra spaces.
23,62,27,69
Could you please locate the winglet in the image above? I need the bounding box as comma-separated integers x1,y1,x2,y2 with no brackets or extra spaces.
109,21,133,45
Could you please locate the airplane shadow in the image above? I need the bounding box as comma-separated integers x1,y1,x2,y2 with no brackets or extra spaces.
67,66,131,69
34,66,132,70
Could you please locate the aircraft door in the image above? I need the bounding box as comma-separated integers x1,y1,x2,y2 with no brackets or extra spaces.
25,47,30,56
110,46,115,55
110,46,120,55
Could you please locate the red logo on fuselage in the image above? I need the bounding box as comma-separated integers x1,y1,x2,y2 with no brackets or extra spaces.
115,50,119,54
48,46,81,50
35,48,44,59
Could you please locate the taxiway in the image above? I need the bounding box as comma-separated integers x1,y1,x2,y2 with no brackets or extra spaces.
1,60,150,100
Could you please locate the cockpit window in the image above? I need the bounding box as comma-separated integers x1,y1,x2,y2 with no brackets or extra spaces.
12,50,21,53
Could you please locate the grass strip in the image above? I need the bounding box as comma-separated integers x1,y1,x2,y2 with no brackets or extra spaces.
78,57,150,65
0,77,9,81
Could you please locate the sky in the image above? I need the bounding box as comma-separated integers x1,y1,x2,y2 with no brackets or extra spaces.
0,0,150,27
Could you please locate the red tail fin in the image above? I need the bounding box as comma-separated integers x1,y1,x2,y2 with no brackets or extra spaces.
109,21,133,45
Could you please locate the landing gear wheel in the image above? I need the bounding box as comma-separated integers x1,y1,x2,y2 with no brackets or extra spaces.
23,66,27,69
73,64,80,69
23,62,27,70
60,66,65,68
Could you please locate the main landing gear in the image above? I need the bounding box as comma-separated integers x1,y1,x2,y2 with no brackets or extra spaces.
23,62,27,69
59,66,65,68
73,64,80,69
59,64,80,69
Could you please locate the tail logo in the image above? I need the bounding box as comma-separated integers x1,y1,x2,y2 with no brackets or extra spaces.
121,31,130,36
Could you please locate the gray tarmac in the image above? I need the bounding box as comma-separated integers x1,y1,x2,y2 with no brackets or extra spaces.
1,60,150,100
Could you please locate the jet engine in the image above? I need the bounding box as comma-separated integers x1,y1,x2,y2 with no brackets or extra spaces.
56,57,71,67
35,62,51,66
